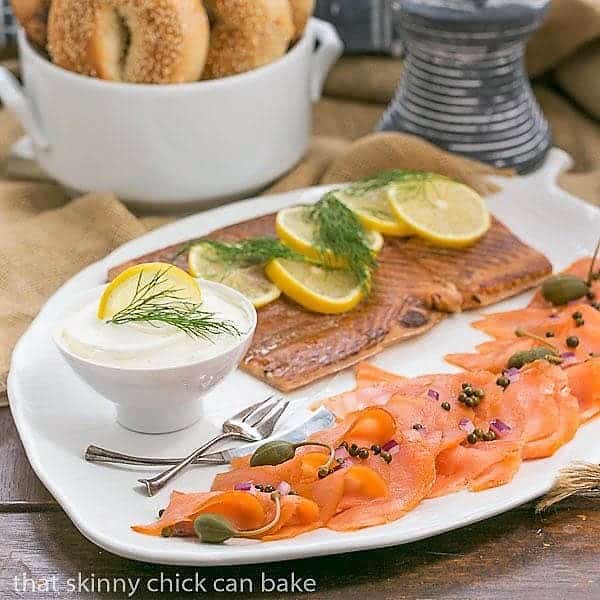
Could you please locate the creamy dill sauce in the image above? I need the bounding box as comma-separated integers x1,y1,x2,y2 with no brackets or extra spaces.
59,287,249,369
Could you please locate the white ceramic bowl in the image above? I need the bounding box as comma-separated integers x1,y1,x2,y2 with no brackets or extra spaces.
0,19,342,211
53,280,257,434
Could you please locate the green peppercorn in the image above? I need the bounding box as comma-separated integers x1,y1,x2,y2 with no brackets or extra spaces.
473,428,485,439
441,402,451,411
545,331,555,338
263,485,275,493
471,398,481,407
358,447,370,459
483,431,496,442
566,336,580,348
318,467,330,479
462,382,471,390
412,424,424,431
465,397,476,408
576,318,585,327
467,433,478,444
348,444,359,457
572,311,583,320
472,388,485,398
458,392,468,403
380,450,392,464
496,376,510,389
158,509,165,518
587,291,596,300
161,526,174,538
371,444,381,454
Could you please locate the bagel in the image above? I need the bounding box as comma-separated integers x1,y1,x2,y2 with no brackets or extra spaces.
47,0,210,84
203,0,295,80
10,0,51,47
288,0,314,41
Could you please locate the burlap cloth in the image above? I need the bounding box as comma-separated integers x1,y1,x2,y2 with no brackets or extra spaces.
1,0,600,405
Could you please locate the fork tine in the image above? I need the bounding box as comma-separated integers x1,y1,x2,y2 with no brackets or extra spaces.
244,396,281,426
232,395,275,422
255,399,290,436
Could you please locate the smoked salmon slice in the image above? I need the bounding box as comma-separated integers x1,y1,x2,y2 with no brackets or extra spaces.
565,358,600,421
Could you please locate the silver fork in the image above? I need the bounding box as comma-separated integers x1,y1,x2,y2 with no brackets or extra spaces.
137,395,289,497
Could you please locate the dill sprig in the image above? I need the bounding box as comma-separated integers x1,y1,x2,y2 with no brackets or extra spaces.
310,192,376,290
196,238,307,267
106,269,241,341
344,169,438,197
173,237,307,266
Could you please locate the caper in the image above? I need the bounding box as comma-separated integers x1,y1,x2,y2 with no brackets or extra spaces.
545,331,554,338
254,484,264,491
371,444,381,454
318,467,330,479
458,392,468,403
485,430,497,441
507,346,558,369
161,526,174,538
541,274,589,306
412,424,424,431
380,451,392,464
467,433,478,444
566,336,580,348
441,402,451,411
576,318,585,327
194,513,238,544
349,443,359,457
358,447,370,459
263,485,275,493
472,388,485,398
473,428,485,439
462,383,471,391
158,509,165,518
465,397,476,408
250,440,297,467
587,291,596,300
496,376,510,389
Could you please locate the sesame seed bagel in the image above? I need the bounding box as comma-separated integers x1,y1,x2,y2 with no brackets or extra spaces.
288,0,314,41
11,0,51,47
203,0,295,80
47,0,210,84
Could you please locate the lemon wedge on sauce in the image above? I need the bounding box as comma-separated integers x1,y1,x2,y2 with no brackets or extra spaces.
97,262,201,320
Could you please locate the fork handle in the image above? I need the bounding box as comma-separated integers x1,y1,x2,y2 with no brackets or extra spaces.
137,432,242,496
85,445,226,466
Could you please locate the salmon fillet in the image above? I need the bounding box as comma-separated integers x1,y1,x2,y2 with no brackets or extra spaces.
107,213,551,392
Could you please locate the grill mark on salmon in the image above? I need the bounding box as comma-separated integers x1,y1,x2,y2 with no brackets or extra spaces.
107,213,551,391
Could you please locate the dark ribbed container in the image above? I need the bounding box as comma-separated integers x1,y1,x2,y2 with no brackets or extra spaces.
378,0,552,173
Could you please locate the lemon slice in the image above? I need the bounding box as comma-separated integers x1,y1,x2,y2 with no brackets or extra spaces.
265,258,363,314
335,188,412,236
188,244,280,308
276,206,383,265
389,177,491,248
98,262,201,320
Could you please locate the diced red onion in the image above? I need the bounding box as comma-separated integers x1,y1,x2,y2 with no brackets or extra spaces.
234,482,254,492
277,481,291,496
427,389,439,401
561,352,576,360
503,367,521,382
382,439,399,452
337,459,352,470
459,418,475,434
334,446,350,461
489,419,511,437
388,444,400,456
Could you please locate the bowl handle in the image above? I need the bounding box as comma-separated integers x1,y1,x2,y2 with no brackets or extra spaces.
310,19,344,102
0,67,49,150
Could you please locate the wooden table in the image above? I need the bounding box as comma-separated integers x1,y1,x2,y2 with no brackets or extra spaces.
1,408,598,600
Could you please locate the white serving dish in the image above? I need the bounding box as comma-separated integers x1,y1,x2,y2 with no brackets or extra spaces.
0,19,342,211
53,281,257,434
7,149,600,566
